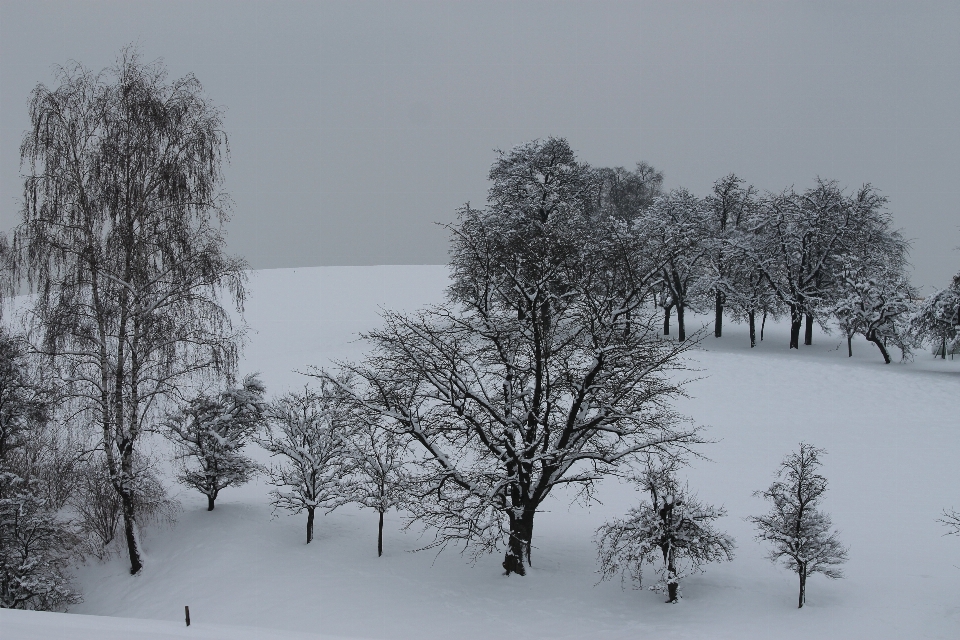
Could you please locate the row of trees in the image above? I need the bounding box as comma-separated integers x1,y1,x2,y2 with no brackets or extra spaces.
594,169,955,362
163,376,405,551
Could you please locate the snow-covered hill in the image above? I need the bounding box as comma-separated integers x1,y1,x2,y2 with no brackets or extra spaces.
7,265,958,639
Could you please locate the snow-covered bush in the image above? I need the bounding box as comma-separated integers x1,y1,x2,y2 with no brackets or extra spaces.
596,463,735,603
0,470,80,611
164,375,266,511
750,443,847,608
259,383,350,544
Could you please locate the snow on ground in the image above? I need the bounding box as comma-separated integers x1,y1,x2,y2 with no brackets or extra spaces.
8,265,959,639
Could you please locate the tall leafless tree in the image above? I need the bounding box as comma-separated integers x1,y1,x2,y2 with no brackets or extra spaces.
14,48,247,574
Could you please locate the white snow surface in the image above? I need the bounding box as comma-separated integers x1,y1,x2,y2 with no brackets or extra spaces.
8,265,959,639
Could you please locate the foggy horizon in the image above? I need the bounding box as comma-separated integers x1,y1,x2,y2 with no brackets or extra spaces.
2,1,958,289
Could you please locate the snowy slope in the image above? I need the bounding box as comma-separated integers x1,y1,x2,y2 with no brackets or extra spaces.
30,266,960,639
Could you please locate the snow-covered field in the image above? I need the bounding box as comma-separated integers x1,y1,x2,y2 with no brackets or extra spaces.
4,265,958,639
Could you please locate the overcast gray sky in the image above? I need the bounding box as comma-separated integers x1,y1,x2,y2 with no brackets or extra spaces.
1,1,958,288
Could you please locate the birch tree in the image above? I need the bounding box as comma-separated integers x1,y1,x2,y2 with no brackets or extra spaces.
15,48,247,574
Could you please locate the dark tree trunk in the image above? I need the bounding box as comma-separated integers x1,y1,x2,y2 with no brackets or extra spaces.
748,310,756,348
502,510,534,576
378,509,384,557
676,304,686,342
804,313,814,346
798,565,807,608
789,305,802,349
847,333,853,357
306,506,315,544
207,494,216,511
120,487,142,575
942,336,947,359
867,331,892,364
666,546,679,603
663,305,672,336
714,291,723,338
761,309,767,341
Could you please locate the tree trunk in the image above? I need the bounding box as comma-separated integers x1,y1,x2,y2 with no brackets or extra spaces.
115,442,143,575
306,506,315,544
663,305,672,336
677,304,686,343
804,313,814,346
207,495,216,511
942,336,947,360
847,333,853,357
502,510,534,576
119,485,142,575
666,545,679,603
714,291,723,338
867,331,892,364
749,310,756,348
789,305,802,349
378,509,384,557
798,565,807,608
761,309,767,341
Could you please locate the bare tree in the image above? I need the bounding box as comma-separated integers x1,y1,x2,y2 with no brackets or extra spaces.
750,443,847,608
339,408,409,556
830,259,915,362
164,375,266,511
940,509,960,536
596,461,735,603
642,190,711,343
259,384,350,544
704,174,757,339
15,48,247,574
326,138,701,576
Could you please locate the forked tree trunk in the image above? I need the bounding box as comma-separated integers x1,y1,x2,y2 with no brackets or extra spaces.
663,305,672,336
502,510,534,576
676,304,686,343
804,313,814,346
306,506,315,544
748,310,756,348
714,291,723,338
378,509,384,557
